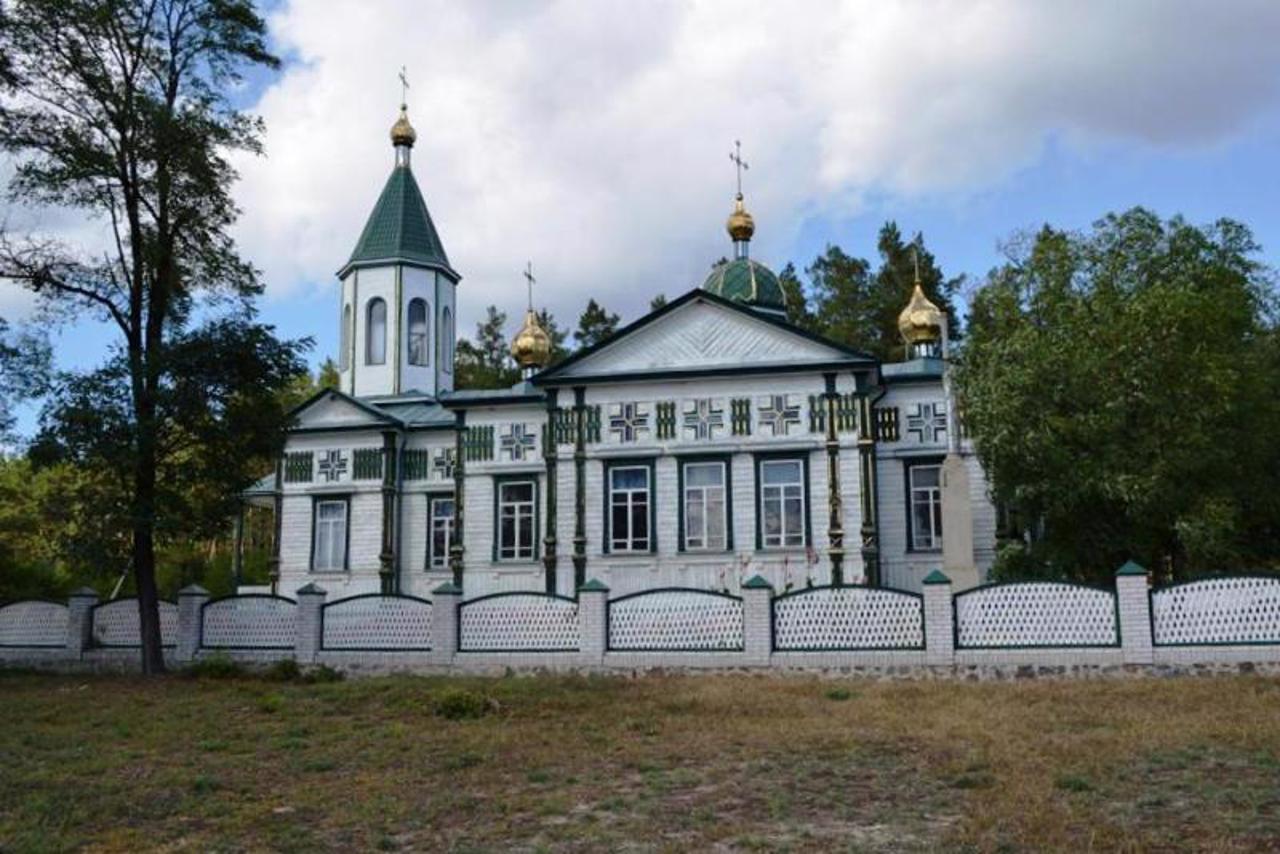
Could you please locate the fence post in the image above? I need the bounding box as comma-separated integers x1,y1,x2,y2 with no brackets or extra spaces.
741,575,773,666
922,570,954,667
430,582,461,667
578,579,609,666
1115,561,1153,665
66,587,99,659
176,584,210,663
295,583,327,664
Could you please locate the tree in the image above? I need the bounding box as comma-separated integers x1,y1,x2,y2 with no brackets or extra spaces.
0,319,51,442
535,308,570,365
956,208,1280,583
777,263,814,330
806,245,875,350
649,294,668,312
316,357,340,390
868,223,963,360
575,298,619,349
454,305,520,389
0,0,290,673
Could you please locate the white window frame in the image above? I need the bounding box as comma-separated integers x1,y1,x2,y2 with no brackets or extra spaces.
407,298,430,367
907,461,943,552
312,498,348,572
366,298,387,365
607,464,652,553
759,458,806,549
682,460,727,551
497,479,536,562
427,495,455,570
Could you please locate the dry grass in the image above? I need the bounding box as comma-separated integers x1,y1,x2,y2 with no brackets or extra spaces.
1,670,1279,852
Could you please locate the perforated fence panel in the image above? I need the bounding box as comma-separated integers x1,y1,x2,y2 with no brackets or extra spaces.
608,589,744,651
955,583,1117,649
459,594,579,652
91,599,178,648
322,595,432,651
1152,576,1280,646
773,586,924,651
201,596,297,650
0,601,68,648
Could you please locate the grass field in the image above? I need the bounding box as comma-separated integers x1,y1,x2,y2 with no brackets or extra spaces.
1,669,1278,852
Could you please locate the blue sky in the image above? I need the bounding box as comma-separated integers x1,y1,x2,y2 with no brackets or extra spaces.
5,1,1280,439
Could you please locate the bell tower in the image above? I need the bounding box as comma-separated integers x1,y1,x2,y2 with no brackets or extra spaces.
337,96,460,398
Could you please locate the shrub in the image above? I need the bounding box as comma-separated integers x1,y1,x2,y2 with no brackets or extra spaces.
264,659,302,682
182,653,243,679
432,688,494,720
304,664,344,684
824,687,855,702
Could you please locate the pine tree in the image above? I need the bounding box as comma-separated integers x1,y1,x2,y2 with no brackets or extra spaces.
575,299,620,349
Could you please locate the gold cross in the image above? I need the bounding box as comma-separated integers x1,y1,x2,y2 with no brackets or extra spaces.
523,261,536,310
729,140,749,196
398,66,410,107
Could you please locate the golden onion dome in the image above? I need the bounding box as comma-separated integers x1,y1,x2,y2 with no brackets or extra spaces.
511,309,552,370
726,193,755,242
898,282,944,345
390,105,417,148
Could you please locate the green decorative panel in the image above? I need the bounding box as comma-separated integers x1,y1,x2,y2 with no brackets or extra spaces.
836,394,858,432
548,409,574,445
353,448,383,480
808,395,825,433
585,405,601,444
403,449,431,480
283,451,313,483
655,402,676,440
463,425,494,462
730,398,751,436
874,407,900,442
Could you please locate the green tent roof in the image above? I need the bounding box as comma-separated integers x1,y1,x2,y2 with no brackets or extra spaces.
701,257,786,314
343,165,454,277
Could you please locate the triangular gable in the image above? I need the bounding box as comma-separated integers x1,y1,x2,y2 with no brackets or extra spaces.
289,389,400,432
537,290,872,383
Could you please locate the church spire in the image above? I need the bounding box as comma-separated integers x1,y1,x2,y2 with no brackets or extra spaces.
390,68,416,167
511,261,552,377
726,140,754,258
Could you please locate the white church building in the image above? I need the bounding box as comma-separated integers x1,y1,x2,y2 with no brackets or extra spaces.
247,105,998,600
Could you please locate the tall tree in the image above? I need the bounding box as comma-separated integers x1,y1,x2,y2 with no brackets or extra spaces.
535,308,570,365
454,305,520,389
316,357,340,390
806,245,875,350
956,208,1280,582
649,294,668,312
869,223,963,360
575,298,619,349
777,262,814,330
0,0,292,672
0,319,50,443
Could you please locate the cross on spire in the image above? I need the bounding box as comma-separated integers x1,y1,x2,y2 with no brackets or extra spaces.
912,246,921,284
523,261,536,310
729,140,749,197
398,66,410,107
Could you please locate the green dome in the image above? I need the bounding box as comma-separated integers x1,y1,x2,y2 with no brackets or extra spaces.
701,257,786,314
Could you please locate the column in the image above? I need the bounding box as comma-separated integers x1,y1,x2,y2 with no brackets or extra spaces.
450,411,467,588
822,373,844,586
741,575,773,666
66,587,99,658
379,430,398,594
295,583,327,663
1115,561,1154,665
855,380,881,586
268,458,283,595
430,581,461,666
922,570,954,666
542,389,559,593
578,578,608,665
176,584,210,663
572,386,588,590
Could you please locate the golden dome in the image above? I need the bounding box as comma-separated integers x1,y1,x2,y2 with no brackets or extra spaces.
898,282,944,346
511,309,552,370
390,105,417,148
726,193,755,242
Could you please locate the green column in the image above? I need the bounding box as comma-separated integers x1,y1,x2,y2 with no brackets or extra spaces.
856,388,881,586
450,410,466,589
542,389,559,593
823,373,844,586
379,430,398,594
572,386,587,589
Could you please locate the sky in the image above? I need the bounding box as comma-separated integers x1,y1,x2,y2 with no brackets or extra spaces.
4,0,1280,437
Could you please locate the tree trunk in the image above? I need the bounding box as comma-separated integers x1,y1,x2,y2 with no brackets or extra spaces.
133,395,166,674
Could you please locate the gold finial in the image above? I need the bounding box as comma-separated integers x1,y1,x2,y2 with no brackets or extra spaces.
898,248,943,347
512,262,551,370
726,141,755,243
390,67,416,148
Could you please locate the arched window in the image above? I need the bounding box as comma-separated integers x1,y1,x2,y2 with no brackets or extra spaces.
339,304,352,370
407,298,429,366
366,298,386,365
441,306,454,372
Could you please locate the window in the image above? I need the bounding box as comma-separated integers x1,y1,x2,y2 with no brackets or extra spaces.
339,304,352,370
759,458,806,548
607,464,652,552
407,298,429,366
907,462,943,551
496,479,536,561
682,460,727,551
440,306,454,372
428,496,454,570
366,298,387,365
312,499,348,571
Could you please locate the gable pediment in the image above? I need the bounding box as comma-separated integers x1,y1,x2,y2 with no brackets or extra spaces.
544,296,865,381
291,390,395,431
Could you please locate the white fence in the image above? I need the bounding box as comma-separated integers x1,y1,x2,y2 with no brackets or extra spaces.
1152,576,1280,646
607,588,743,651
459,593,579,652
6,568,1280,674
91,599,179,648
954,582,1118,648
773,586,924,651
201,595,297,650
0,601,68,648
322,594,432,651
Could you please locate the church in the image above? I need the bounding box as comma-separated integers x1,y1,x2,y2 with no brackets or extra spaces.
246,104,998,600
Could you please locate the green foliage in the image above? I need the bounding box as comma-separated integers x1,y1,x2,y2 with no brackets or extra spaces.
535,308,571,365
0,319,50,442
432,688,495,720
455,305,520,390
575,299,619,350
182,654,245,680
957,208,1280,581
264,659,303,682
649,294,668,312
